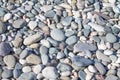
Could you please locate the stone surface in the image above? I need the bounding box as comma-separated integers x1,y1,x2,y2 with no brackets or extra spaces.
42,66,58,79
95,62,106,75
23,33,42,45
104,49,113,55
105,75,118,80
13,19,25,29
78,70,86,80
66,35,77,45
50,29,65,41
32,65,43,74
106,33,117,43
61,16,72,26
0,42,12,56
71,56,93,67
26,54,41,64
28,21,37,30
22,66,31,73
74,43,97,52
0,21,6,34
4,55,16,68
2,69,13,78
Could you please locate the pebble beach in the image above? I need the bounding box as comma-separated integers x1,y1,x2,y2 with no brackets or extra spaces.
0,0,120,80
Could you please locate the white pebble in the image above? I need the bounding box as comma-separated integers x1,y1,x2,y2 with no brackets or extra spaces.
28,21,37,30
108,0,116,4
19,59,26,65
37,73,43,79
104,49,113,55
4,13,12,22
32,65,43,74
115,57,120,63
40,39,51,48
88,65,97,73
22,66,31,73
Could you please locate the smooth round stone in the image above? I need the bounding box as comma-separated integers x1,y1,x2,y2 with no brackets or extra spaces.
26,54,41,64
65,30,74,37
40,39,51,48
3,55,16,68
65,35,77,45
113,43,120,50
39,46,48,55
2,69,13,78
60,71,71,76
19,59,27,65
13,69,22,78
32,65,43,74
50,29,65,41
28,21,37,30
18,72,36,80
104,49,113,55
0,42,12,56
56,52,65,59
42,66,58,79
88,65,97,73
105,75,118,80
20,48,28,59
106,33,117,43
13,19,25,29
22,66,31,73
3,13,12,22
109,55,117,62
44,10,55,18
41,54,49,65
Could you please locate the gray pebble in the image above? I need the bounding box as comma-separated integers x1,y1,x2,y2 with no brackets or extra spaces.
39,46,48,55
0,22,6,34
41,54,49,65
44,10,55,18
19,48,29,59
117,68,120,78
13,19,25,29
106,33,117,43
18,72,36,80
95,62,106,75
71,56,93,67
78,70,86,80
66,35,77,45
56,52,65,59
0,8,6,17
65,30,74,37
105,75,118,80
61,16,72,26
42,66,58,79
13,69,22,78
83,29,90,37
113,43,120,50
50,29,65,41
57,63,72,72
74,43,97,52
47,37,58,46
2,69,13,78
49,47,58,54
0,42,12,56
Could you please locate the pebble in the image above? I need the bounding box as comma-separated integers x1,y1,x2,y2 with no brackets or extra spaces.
39,46,48,55
57,63,72,72
23,33,42,45
41,54,49,65
95,62,106,75
2,69,13,78
32,65,43,74
3,55,16,68
42,66,58,79
22,66,31,73
26,54,41,64
73,43,97,52
12,35,22,48
56,52,65,59
13,19,25,29
61,17,72,26
65,30,74,37
88,65,97,73
50,29,65,41
0,8,5,17
96,50,111,62
66,35,77,45
60,71,71,77
18,72,36,80
108,0,116,4
44,10,55,18
13,69,22,78
71,56,93,67
113,43,120,50
88,22,105,32
28,21,37,30
40,39,51,48
0,42,12,56
105,75,118,80
117,68,120,78
106,33,117,43
3,13,12,22
78,70,86,80
104,49,113,55
0,21,6,34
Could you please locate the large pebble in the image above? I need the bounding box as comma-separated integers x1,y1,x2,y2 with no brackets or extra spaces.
13,19,25,29
95,62,106,75
18,72,36,80
22,66,31,73
66,35,77,45
13,69,22,78
0,42,12,56
4,55,16,68
26,54,41,64
44,10,55,18
78,70,86,80
32,65,43,74
74,43,97,52
23,33,42,45
88,65,97,73
2,69,12,78
4,13,12,22
50,29,65,41
88,22,105,32
41,54,49,65
12,35,22,48
71,56,93,67
106,33,117,43
42,66,58,79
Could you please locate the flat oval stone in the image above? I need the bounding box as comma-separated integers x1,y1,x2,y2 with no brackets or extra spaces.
50,29,65,41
